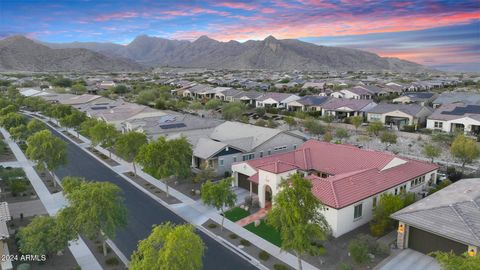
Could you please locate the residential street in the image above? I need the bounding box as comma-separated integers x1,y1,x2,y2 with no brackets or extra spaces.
48,127,257,270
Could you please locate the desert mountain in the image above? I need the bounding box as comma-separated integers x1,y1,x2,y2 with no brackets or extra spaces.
0,36,142,72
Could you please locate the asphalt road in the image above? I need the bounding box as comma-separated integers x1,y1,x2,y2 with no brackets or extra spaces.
48,127,257,270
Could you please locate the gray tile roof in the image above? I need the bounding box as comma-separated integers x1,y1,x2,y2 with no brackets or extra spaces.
193,138,228,159
367,103,431,116
433,92,480,106
322,98,376,111
391,178,480,246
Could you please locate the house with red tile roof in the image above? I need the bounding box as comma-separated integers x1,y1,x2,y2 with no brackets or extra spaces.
231,140,438,237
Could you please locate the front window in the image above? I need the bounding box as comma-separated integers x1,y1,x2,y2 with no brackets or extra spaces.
354,204,363,219
434,121,443,128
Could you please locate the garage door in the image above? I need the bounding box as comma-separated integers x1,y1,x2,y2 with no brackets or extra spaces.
238,174,258,194
409,227,467,255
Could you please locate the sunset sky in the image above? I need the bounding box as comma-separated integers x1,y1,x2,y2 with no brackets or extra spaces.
1,0,479,71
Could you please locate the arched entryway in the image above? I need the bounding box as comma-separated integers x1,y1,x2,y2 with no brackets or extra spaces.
264,185,272,208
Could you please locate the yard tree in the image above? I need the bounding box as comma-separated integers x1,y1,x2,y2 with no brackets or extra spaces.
26,130,67,187
26,119,46,135
201,177,236,231
321,114,335,128
450,134,480,171
63,178,128,256
79,117,100,136
205,99,222,110
370,192,415,236
380,131,397,150
430,251,480,270
59,110,87,137
23,96,49,112
366,121,385,136
193,163,215,184
18,215,76,258
114,131,148,175
222,102,246,121
283,116,297,130
71,83,87,95
267,173,330,270
130,222,205,270
89,121,118,157
189,101,204,111
335,128,350,143
9,125,28,142
423,143,441,163
350,115,363,131
303,117,324,138
0,104,18,116
136,137,192,197
50,104,72,122
0,112,27,130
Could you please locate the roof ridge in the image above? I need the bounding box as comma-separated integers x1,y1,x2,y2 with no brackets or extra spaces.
451,203,480,244
328,178,340,208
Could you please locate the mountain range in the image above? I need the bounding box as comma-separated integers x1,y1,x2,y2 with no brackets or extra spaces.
0,35,430,73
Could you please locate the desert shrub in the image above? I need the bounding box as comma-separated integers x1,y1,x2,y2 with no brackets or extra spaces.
258,250,270,261
446,167,463,182
273,264,289,270
244,195,253,206
105,257,119,266
207,223,217,229
401,125,416,132
240,239,251,246
348,237,369,264
9,180,27,196
229,233,238,239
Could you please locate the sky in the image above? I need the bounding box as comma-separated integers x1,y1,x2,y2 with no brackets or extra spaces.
1,0,479,72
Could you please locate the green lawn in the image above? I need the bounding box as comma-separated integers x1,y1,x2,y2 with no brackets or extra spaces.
224,207,250,222
244,220,282,247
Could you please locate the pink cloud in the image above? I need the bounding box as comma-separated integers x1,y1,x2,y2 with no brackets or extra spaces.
215,2,258,10
95,11,139,22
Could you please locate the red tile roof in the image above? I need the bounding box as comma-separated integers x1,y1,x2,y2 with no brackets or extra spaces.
244,140,438,208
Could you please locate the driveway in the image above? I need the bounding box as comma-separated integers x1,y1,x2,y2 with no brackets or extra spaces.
378,249,441,270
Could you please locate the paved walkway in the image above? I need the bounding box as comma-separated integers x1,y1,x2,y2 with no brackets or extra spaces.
236,205,271,227
27,112,320,270
0,127,103,270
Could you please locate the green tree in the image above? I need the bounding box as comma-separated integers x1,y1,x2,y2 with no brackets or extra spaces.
423,143,441,163
136,137,192,197
26,119,46,135
193,163,215,184
79,117,100,136
130,222,205,270
222,102,246,121
71,83,87,95
303,117,324,138
335,128,350,143
62,178,128,256
366,121,385,136
114,131,148,175
431,251,480,270
205,99,222,110
267,174,330,270
9,125,28,142
450,134,480,171
0,112,27,130
255,107,266,117
189,101,204,111
50,104,72,121
18,215,76,258
60,110,87,137
0,104,18,116
321,115,334,127
284,116,297,130
380,131,397,150
428,179,452,195
26,130,67,187
323,132,333,142
52,77,72,88
113,85,128,94
370,192,415,236
350,116,363,131
201,177,236,231
89,121,118,157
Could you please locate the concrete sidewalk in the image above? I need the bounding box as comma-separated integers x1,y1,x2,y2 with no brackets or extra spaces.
0,127,103,270
35,113,320,270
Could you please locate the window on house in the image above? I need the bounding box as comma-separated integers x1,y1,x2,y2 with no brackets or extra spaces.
260,151,263,158
219,159,224,166
394,188,398,195
434,121,443,128
293,144,297,150
233,156,237,162
273,146,287,151
354,204,363,219
268,150,271,155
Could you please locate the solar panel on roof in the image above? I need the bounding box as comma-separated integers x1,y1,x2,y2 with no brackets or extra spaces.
159,123,186,129
91,106,108,110
441,105,480,115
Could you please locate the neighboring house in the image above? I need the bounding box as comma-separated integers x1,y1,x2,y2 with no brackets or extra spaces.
123,113,224,143
98,80,115,89
331,87,373,100
215,88,243,102
302,82,325,91
60,94,110,106
192,122,306,176
256,93,301,108
182,84,214,99
232,140,438,237
392,178,480,256
286,95,330,112
233,91,264,105
426,103,480,135
90,102,166,129
432,92,480,108
392,92,437,106
321,98,377,119
366,104,433,129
